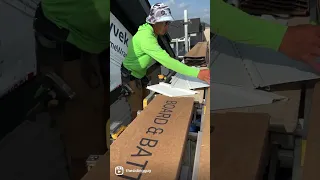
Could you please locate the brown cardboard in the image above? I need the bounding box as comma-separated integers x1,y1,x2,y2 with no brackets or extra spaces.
198,89,210,180
211,113,270,180
302,82,320,180
110,95,195,180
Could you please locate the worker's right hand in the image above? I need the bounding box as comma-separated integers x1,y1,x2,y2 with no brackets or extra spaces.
197,69,210,84
279,25,320,69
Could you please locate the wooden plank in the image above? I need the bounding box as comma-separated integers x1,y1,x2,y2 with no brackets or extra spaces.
292,138,303,180
107,119,110,149
192,132,203,180
184,42,208,59
110,95,194,180
197,89,210,180
211,113,270,180
302,82,320,180
302,87,314,138
301,140,307,166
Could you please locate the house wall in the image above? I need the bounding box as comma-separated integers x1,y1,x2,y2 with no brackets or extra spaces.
204,27,211,43
0,0,37,98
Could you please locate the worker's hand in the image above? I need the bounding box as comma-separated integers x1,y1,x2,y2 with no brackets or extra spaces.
197,69,210,84
279,25,320,67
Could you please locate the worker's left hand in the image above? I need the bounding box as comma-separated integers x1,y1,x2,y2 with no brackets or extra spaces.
197,69,210,84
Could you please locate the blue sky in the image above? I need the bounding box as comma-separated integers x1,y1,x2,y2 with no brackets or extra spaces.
148,0,210,24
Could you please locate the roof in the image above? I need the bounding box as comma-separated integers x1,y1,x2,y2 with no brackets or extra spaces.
167,18,202,39
211,33,320,89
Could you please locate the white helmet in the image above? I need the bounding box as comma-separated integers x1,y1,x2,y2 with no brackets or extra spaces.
146,3,174,24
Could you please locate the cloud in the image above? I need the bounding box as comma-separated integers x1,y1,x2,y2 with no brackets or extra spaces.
178,2,190,9
164,0,175,5
203,13,210,18
201,8,210,24
202,13,210,24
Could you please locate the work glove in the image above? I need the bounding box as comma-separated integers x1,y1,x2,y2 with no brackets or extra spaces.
279,24,320,71
197,69,210,84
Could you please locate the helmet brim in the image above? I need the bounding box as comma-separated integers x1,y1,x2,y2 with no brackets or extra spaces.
156,15,174,23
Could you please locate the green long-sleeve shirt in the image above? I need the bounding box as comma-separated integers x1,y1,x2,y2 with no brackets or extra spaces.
123,23,200,79
211,0,288,50
42,0,109,54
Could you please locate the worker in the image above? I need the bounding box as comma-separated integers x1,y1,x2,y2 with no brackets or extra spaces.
33,0,108,179
212,0,320,65
121,3,210,120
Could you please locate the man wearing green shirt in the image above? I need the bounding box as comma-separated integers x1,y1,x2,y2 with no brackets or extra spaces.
121,3,210,120
212,0,320,66
33,1,108,179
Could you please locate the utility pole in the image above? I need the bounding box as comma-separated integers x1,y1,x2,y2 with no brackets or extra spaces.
184,9,189,54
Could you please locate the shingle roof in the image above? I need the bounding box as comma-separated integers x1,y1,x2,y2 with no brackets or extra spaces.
167,18,202,39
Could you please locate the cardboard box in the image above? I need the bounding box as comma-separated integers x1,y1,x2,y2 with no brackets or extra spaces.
211,113,270,180
302,82,320,180
110,95,195,180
